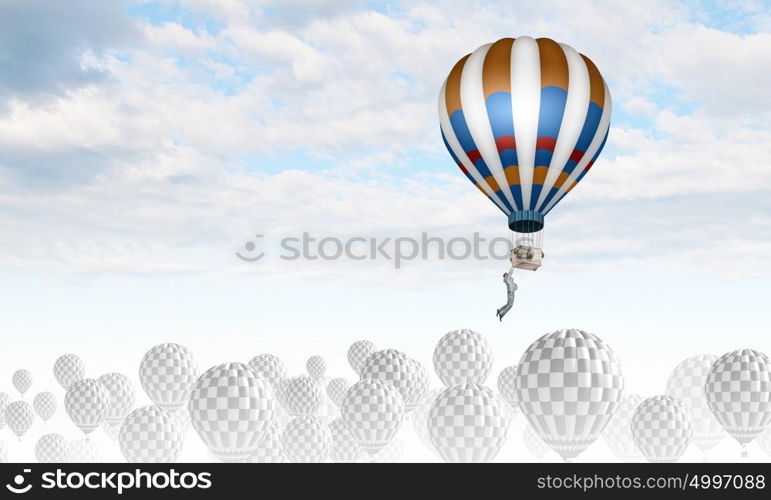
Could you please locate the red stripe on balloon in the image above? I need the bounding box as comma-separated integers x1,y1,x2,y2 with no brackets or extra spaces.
569,149,585,163
495,136,516,153
466,149,482,163
535,137,556,152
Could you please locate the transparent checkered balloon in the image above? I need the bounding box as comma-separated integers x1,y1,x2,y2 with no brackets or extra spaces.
188,362,276,463
65,378,109,435
306,356,327,380
5,400,34,438
68,438,103,463
523,424,549,460
250,419,286,463
433,329,493,387
329,417,363,463
139,343,199,412
247,353,287,391
98,373,136,427
497,365,519,414
360,349,419,412
514,328,624,461
631,395,693,463
406,358,429,412
33,392,57,422
411,387,441,457
0,441,7,463
35,433,69,463
12,369,32,396
602,393,644,462
282,375,323,417
54,354,85,390
341,378,405,454
0,393,9,429
326,378,351,407
119,405,183,463
705,349,771,456
428,382,508,463
348,340,377,376
281,415,330,463
665,354,725,456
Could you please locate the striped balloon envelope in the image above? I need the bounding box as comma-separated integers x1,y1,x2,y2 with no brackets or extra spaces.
438,36,611,235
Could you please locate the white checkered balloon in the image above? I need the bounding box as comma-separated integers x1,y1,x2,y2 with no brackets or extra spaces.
514,328,624,461
705,349,771,452
341,378,405,454
250,419,286,463
428,382,508,463
98,373,136,426
12,369,33,396
247,353,287,391
329,417,363,463
433,329,493,387
306,355,327,380
348,340,376,376
53,354,85,390
602,393,644,462
35,433,69,463
33,392,57,422
665,354,725,454
523,424,549,460
282,375,323,417
0,392,9,429
139,343,199,412
65,378,109,435
360,349,419,411
326,378,351,407
497,365,519,414
119,405,183,463
281,415,330,463
631,395,693,463
5,401,34,437
188,362,276,463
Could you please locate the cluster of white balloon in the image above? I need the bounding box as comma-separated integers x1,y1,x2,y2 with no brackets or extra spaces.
1,330,770,463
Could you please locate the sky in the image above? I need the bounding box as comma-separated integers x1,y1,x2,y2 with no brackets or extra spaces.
0,0,770,461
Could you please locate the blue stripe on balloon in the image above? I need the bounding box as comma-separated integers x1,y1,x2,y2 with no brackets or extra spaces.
530,184,544,210
449,109,495,179
485,92,515,139
539,186,560,210
536,86,567,139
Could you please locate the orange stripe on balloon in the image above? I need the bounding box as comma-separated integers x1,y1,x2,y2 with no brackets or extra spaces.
582,54,605,108
482,38,514,99
536,38,568,90
444,54,469,114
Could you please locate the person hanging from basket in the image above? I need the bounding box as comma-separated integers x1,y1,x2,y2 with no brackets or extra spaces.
496,269,518,321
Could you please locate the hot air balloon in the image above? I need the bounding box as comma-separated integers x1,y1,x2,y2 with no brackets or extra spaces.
139,343,199,413
12,369,33,397
247,353,287,391
329,417,363,463
33,392,57,422
433,329,493,387
341,378,405,455
704,349,771,457
35,433,70,463
5,401,34,438
188,362,276,462
250,419,286,463
119,406,183,463
439,37,612,317
53,354,85,390
665,355,725,459
282,375,324,417
428,383,508,463
306,356,327,381
602,393,644,462
98,373,136,430
65,378,109,435
281,415,330,463
360,349,420,411
631,395,693,463
348,340,377,376
326,378,351,407
514,328,624,461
